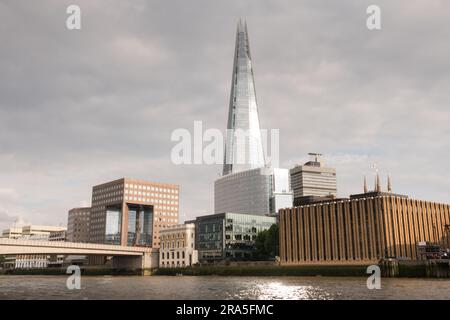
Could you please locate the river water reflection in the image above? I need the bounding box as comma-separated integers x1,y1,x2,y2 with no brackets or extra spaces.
0,275,449,300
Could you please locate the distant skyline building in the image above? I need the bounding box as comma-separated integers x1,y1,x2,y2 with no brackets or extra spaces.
0,225,67,269
67,207,91,243
89,178,179,248
290,153,337,205
222,19,266,176
1,225,67,239
1,227,22,239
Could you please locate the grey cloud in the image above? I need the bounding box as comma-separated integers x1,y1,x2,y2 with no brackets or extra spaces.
0,0,449,229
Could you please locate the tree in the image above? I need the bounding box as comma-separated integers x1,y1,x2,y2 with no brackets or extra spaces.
0,255,5,267
255,224,279,259
265,224,279,257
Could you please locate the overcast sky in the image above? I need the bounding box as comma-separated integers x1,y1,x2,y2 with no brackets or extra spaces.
0,0,449,230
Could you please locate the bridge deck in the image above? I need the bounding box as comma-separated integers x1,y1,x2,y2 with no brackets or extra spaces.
0,238,154,256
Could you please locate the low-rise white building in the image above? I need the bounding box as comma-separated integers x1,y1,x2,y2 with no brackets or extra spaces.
1,225,67,269
159,223,198,268
1,227,23,239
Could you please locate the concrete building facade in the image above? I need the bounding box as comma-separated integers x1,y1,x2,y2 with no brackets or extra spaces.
89,178,179,248
290,154,337,205
279,192,450,265
159,223,198,268
67,207,91,243
1,227,23,239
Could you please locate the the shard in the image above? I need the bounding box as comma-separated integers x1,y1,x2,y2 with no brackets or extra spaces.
222,19,266,176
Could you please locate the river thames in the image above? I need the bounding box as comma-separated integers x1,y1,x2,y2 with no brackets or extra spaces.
0,276,449,300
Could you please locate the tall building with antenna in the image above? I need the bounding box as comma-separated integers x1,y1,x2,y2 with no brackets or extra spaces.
289,153,337,206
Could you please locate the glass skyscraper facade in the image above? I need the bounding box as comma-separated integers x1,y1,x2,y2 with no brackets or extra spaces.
214,21,293,216
223,19,266,176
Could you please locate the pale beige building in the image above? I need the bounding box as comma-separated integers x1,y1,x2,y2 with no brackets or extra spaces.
159,223,198,268
1,227,23,239
1,225,67,269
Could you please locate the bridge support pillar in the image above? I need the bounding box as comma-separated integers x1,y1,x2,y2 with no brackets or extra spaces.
112,251,158,275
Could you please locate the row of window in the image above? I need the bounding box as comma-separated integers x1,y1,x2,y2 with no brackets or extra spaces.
123,196,178,206
161,251,186,260
92,190,123,200
161,241,192,249
161,261,187,267
161,232,194,240
158,218,178,223
125,189,178,199
125,184,178,194
93,184,123,195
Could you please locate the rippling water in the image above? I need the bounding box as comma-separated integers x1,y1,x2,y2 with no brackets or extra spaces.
0,276,449,300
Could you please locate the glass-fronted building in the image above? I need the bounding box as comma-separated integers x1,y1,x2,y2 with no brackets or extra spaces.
195,212,276,262
215,167,293,215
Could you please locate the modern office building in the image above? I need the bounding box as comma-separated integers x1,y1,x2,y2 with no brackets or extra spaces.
67,207,91,243
48,230,67,242
89,178,179,248
1,225,67,239
290,153,337,206
159,223,198,268
215,167,293,215
222,19,266,176
279,190,450,265
195,212,276,262
20,225,67,237
1,227,23,239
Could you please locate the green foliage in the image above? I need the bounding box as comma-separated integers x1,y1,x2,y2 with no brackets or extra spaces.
255,224,279,259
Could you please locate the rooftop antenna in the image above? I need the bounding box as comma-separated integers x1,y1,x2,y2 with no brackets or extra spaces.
308,153,323,163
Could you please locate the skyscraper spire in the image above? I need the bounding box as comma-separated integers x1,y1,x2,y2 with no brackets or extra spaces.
222,20,266,176
364,176,368,193
387,175,392,192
